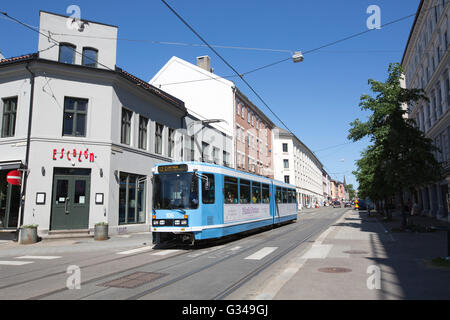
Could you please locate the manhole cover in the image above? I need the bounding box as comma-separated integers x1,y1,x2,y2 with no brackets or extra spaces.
99,272,167,289
318,267,352,273
343,250,369,254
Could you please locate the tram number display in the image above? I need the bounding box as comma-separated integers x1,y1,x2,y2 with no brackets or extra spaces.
158,164,188,173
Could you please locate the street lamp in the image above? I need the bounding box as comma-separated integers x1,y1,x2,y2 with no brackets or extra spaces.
292,51,304,63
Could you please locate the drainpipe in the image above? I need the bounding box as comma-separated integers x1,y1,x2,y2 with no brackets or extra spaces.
16,62,35,237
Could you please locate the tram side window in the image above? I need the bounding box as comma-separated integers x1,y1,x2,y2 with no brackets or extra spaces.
202,174,215,204
240,179,251,204
289,190,295,203
262,184,270,204
282,188,288,204
276,187,282,203
224,176,238,204
252,182,261,204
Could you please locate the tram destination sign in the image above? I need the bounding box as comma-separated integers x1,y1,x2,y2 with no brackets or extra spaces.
158,164,188,173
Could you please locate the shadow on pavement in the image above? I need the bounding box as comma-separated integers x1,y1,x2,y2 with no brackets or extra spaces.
344,209,450,299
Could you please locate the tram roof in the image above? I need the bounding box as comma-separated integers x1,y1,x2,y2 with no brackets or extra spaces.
153,162,297,189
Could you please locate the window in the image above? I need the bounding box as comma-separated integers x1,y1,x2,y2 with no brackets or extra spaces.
252,181,261,204
82,47,98,67
119,172,146,225
2,97,17,138
202,174,215,204
202,142,209,162
282,143,288,153
63,97,88,137
59,43,76,64
284,159,289,169
224,176,238,204
213,147,219,164
223,151,230,167
138,116,148,150
168,128,175,158
240,179,251,204
282,188,288,203
262,184,270,203
276,187,282,203
241,105,244,119
155,123,163,155
121,108,132,144
284,176,290,184
153,173,198,210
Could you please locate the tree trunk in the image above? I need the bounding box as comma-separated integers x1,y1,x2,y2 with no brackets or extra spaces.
399,191,407,229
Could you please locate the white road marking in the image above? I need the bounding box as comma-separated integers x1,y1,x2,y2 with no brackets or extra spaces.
0,261,34,266
16,256,61,260
230,246,242,251
245,247,278,260
151,250,181,256
116,246,154,255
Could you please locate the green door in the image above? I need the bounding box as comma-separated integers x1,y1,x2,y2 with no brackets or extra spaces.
51,174,90,230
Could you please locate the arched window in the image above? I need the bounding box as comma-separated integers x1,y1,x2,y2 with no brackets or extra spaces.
82,47,98,67
59,43,76,64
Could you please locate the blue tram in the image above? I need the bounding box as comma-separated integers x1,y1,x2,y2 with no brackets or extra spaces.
151,162,298,244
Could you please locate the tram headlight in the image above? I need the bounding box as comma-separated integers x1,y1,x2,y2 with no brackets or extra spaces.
159,220,165,226
174,220,181,226
153,220,159,226
181,220,188,225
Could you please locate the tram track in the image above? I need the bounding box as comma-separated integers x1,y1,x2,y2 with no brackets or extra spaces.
8,209,344,300
125,211,344,300
19,215,304,300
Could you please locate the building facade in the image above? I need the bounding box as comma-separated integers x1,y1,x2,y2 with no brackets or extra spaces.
273,127,324,208
234,89,274,178
0,11,189,236
402,0,449,221
150,55,275,178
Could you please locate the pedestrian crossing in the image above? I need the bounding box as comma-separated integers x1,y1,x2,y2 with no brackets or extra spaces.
0,256,62,266
0,245,282,267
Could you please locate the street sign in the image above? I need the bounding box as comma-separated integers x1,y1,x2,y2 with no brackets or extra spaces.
6,170,22,186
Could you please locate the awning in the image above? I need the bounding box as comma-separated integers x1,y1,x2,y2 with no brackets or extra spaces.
0,161,23,171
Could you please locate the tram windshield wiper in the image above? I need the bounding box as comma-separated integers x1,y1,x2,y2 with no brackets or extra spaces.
167,203,186,214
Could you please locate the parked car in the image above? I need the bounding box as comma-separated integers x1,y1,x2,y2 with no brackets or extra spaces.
333,201,341,208
344,202,352,208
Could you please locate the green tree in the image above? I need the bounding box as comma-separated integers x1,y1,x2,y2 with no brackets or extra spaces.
349,63,441,228
346,184,356,200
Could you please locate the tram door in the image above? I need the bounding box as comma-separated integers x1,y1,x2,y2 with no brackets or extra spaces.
274,186,282,224
201,174,216,226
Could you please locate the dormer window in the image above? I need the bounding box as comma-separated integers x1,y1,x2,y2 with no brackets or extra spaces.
82,47,98,68
59,43,76,64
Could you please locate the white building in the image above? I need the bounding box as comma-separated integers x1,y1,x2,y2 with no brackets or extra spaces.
402,0,449,221
150,56,234,168
0,11,192,236
273,127,324,208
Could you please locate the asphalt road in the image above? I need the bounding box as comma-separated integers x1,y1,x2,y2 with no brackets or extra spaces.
0,207,347,300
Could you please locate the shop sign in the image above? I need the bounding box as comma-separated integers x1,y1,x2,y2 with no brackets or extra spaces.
52,148,96,163
7,170,22,186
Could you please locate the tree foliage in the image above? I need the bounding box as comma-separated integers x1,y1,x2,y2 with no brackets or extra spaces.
349,63,442,223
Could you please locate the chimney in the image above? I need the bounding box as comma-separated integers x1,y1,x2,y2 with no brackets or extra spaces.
197,56,213,73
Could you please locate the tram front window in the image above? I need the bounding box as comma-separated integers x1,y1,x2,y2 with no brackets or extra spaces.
153,173,199,210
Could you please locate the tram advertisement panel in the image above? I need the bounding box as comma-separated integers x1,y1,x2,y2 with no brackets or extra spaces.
276,203,297,217
224,204,271,223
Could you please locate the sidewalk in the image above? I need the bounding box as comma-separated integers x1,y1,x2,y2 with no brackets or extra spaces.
254,209,450,300
0,232,154,257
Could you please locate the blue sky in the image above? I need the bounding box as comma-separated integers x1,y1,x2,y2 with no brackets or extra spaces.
0,0,421,188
